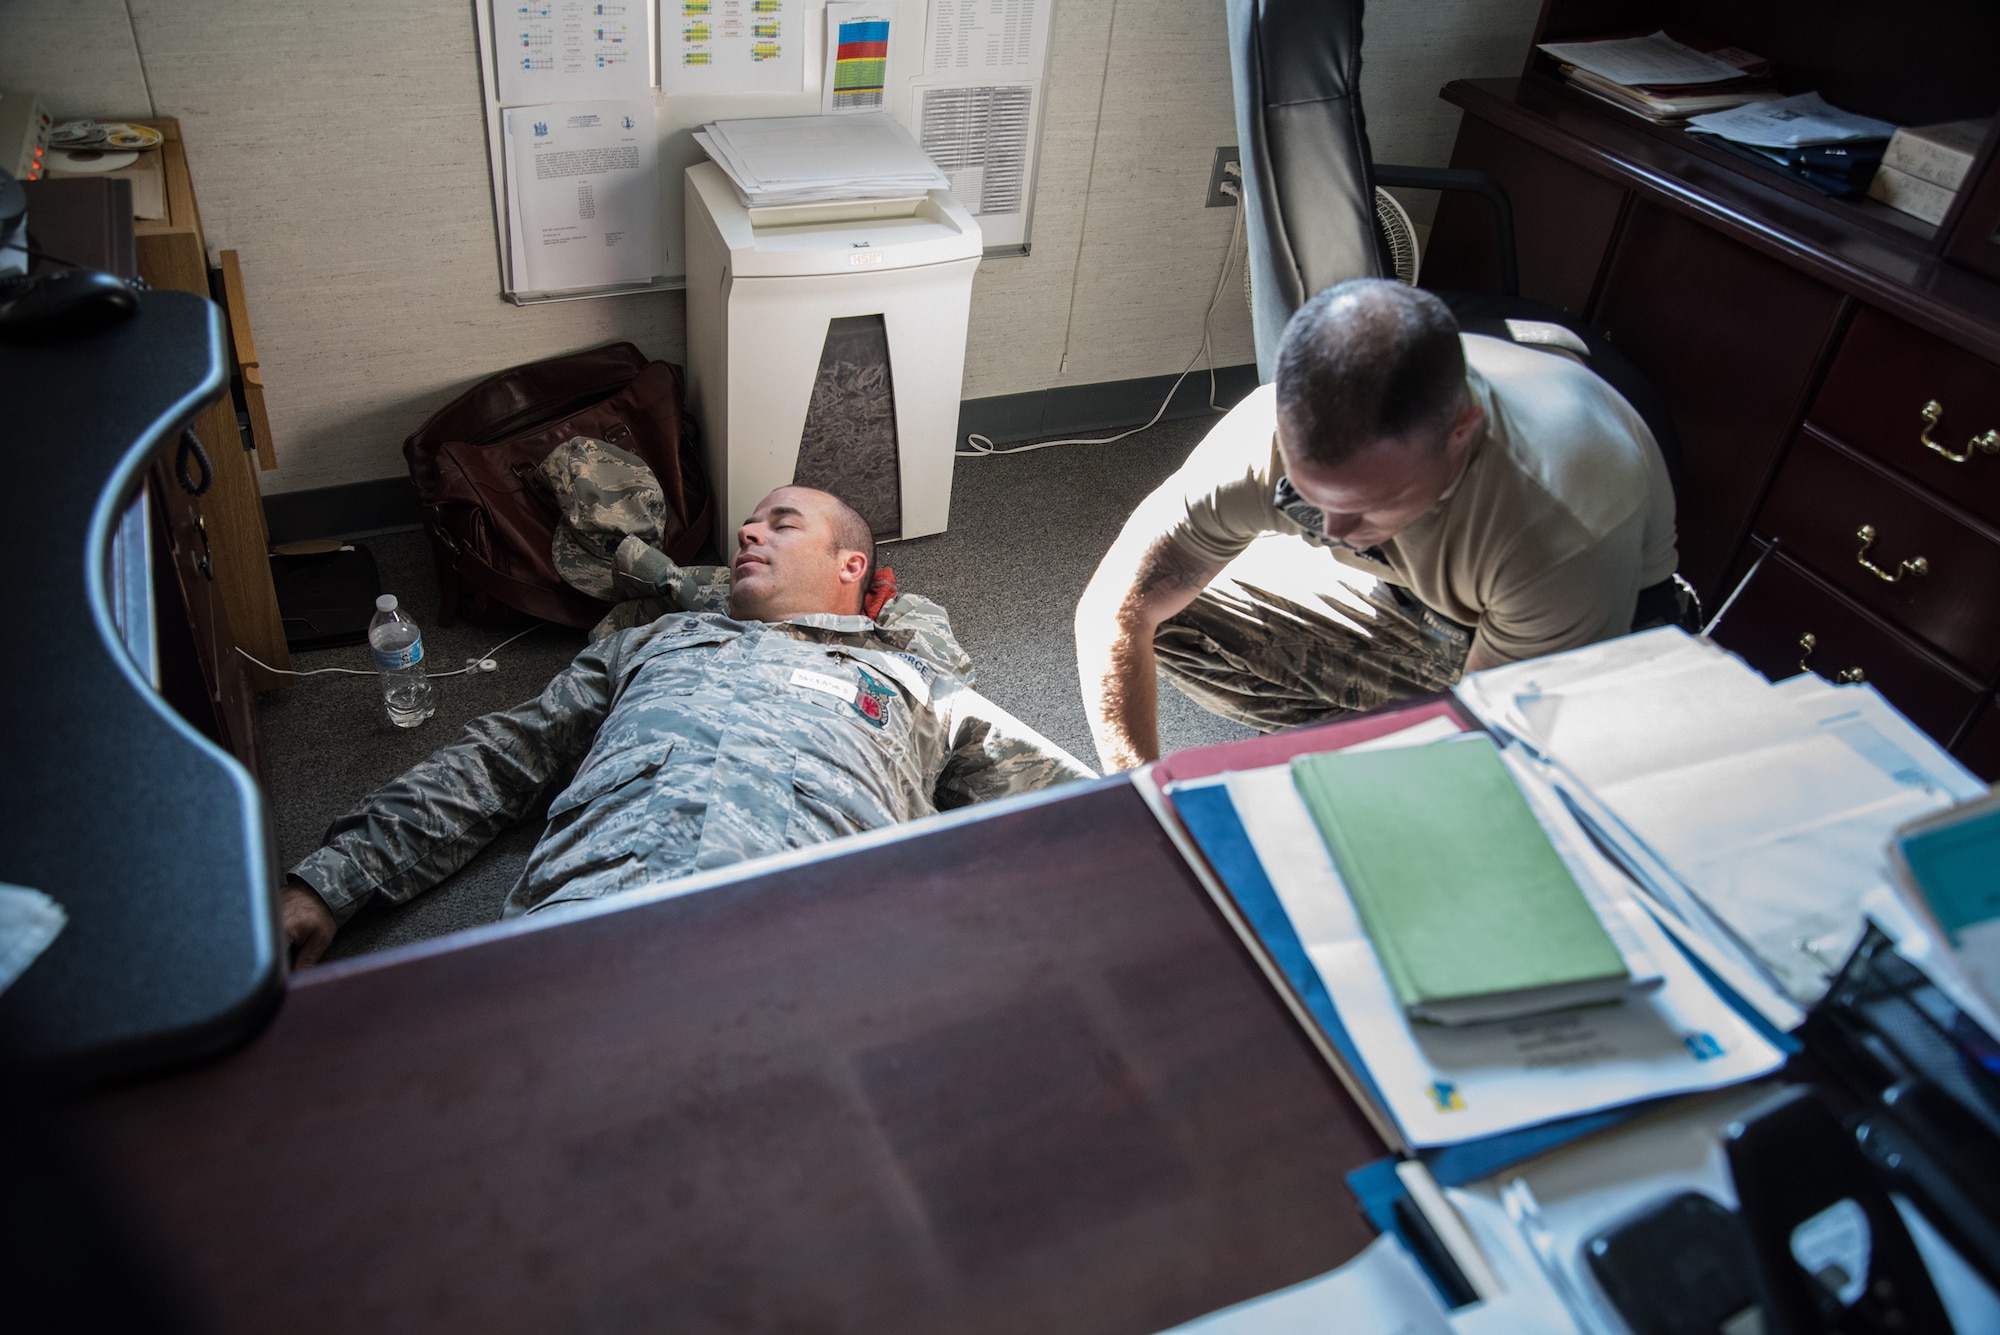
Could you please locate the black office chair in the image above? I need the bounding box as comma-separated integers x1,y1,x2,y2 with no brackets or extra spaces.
1224,0,1686,497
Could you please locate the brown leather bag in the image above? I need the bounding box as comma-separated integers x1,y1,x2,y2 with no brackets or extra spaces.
404,343,712,627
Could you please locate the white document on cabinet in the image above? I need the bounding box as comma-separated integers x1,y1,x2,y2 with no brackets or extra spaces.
504,101,660,292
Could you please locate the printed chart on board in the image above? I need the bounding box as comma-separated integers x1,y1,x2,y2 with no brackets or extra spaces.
662,0,807,96
910,0,1050,251
496,0,651,104
472,0,1056,299
823,5,895,114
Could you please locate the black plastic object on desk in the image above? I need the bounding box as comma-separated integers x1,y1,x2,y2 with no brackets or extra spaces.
1726,1087,1954,1335
0,288,279,1084
1806,924,2000,1292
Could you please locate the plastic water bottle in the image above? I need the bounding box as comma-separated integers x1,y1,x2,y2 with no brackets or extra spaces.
368,594,435,728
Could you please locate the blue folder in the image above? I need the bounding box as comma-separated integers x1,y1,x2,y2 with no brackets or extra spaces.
1167,776,1791,1187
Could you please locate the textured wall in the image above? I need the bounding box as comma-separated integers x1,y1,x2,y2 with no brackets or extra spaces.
2,0,1540,497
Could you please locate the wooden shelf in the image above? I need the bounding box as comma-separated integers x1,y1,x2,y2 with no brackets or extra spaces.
1440,77,2000,363
129,116,292,691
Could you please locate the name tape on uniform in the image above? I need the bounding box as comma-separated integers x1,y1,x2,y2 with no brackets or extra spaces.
790,668,854,699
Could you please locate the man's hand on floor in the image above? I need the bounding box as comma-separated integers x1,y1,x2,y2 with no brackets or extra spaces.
281,880,337,969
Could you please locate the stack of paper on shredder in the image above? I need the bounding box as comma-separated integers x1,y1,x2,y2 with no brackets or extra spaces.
693,113,949,208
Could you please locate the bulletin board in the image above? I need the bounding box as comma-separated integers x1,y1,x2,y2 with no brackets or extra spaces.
471,0,1054,304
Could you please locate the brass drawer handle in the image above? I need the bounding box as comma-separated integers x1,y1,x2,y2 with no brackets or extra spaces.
1918,400,2000,464
1854,524,1928,582
1797,633,1865,683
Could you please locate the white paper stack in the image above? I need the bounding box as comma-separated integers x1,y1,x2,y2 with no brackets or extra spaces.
693,113,949,207
1686,91,1899,148
1456,629,1988,1012
1217,736,1784,1150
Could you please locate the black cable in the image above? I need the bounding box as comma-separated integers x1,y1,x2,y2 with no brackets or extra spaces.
0,238,81,268
0,239,149,287
175,427,212,496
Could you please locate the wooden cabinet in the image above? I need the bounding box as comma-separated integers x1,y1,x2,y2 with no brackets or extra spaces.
1810,307,2000,527
1958,703,2000,779
151,465,267,779
1756,428,2000,680
1718,553,1984,744
132,118,291,692
1591,204,1847,601
1424,31,2000,775
1422,114,1629,314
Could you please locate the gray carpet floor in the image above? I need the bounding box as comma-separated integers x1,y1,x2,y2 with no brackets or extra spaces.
263,413,1254,963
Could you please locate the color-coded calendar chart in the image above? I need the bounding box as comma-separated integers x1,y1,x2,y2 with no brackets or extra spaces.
830,17,890,111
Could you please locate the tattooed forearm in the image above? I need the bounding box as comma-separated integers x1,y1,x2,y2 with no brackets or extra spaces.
1132,534,1218,599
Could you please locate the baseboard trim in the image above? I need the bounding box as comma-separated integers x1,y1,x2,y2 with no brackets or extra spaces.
955,364,1259,446
263,476,423,546
261,365,1264,542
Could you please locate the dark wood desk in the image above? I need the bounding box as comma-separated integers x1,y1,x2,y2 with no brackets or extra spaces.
81,777,1386,1334
1423,74,2000,779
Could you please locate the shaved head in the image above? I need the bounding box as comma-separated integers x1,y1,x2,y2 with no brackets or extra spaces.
1276,279,1466,467
728,486,877,621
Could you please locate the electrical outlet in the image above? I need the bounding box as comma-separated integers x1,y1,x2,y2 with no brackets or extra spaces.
1205,147,1241,208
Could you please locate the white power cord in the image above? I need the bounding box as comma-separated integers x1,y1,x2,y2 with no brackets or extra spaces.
959,173,1249,457
236,622,546,679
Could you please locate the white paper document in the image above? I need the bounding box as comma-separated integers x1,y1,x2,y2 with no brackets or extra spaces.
1687,91,1899,147
926,0,1048,79
1224,761,1784,1147
1154,1235,1453,1335
1535,32,1746,87
662,0,805,96
505,101,660,292
494,0,650,104
1456,629,1983,1004
822,4,897,114
696,112,947,205
915,82,1035,217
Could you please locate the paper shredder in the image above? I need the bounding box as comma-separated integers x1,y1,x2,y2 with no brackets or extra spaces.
683,160,982,542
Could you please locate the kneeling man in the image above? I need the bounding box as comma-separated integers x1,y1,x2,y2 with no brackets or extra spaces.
1076,278,1681,771
284,484,1093,965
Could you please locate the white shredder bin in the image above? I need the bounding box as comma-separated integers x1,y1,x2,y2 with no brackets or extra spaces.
684,160,982,542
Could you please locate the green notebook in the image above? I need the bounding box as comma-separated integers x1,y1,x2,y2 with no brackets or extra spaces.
1290,736,1630,1026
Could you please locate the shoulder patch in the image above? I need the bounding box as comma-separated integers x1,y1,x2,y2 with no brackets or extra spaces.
852,666,896,728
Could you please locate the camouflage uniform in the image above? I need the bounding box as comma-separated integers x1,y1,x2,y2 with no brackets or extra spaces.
1154,531,1470,733
290,439,1089,922
538,436,976,679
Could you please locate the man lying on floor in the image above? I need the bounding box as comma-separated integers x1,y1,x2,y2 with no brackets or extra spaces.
281,450,1094,966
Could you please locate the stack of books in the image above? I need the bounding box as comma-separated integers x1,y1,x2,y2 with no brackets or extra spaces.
1536,30,1778,124
1869,119,1993,225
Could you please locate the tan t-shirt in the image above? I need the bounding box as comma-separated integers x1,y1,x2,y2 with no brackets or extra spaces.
1144,333,1678,666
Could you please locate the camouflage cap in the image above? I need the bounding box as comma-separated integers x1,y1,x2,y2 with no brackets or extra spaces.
540,436,667,601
